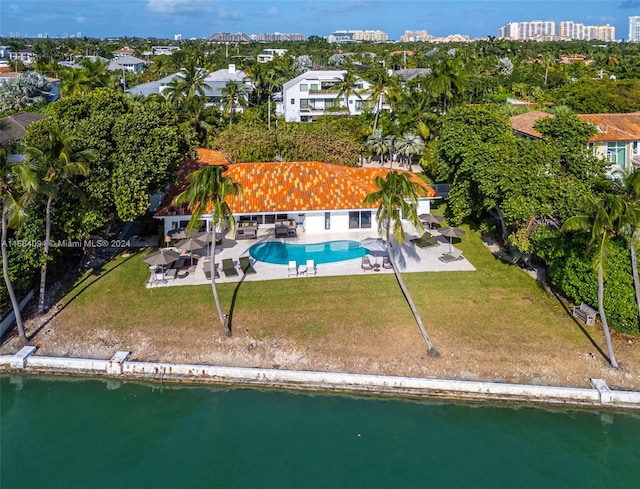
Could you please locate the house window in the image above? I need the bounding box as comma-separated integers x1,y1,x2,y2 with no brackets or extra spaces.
325,212,331,230
349,211,372,229
300,83,308,92
300,99,309,109
355,100,364,111
606,142,626,168
325,99,334,108
290,98,295,105
633,141,639,156
310,83,319,92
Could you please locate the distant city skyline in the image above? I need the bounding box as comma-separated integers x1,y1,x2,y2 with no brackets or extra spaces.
1,0,639,40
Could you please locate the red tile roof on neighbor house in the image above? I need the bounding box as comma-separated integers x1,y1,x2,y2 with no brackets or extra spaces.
196,148,230,166
155,159,437,217
510,111,640,142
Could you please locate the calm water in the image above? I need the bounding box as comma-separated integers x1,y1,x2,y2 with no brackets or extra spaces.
2,375,639,489
250,240,366,265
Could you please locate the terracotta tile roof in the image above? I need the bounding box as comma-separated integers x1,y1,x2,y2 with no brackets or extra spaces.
510,111,554,139
195,148,230,166
576,113,640,142
511,111,640,142
155,160,437,217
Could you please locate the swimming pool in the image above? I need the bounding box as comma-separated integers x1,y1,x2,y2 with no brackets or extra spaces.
249,240,367,265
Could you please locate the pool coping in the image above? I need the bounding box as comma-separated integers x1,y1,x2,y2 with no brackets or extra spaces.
2,347,640,410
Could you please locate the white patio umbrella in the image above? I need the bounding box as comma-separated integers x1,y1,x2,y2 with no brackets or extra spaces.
438,226,466,252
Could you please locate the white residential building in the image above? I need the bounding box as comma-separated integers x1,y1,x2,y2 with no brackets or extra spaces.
498,21,555,40
630,16,640,42
280,70,378,122
257,48,287,63
559,21,615,41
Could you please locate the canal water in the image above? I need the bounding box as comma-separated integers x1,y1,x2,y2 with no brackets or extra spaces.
2,374,639,488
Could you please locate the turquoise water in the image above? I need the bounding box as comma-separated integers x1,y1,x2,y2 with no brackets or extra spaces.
2,375,639,488
250,239,367,265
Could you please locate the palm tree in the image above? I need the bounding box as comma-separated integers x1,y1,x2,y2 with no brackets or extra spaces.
59,67,91,97
428,57,470,114
540,53,557,86
334,70,362,115
172,165,242,336
25,124,96,314
561,193,629,368
162,64,209,108
0,147,38,343
220,80,248,127
395,133,425,168
365,69,399,132
366,129,389,166
364,171,439,357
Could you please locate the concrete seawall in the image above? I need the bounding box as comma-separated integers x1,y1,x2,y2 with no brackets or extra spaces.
2,347,640,410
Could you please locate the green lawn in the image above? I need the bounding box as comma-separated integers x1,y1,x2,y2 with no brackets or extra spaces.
44,224,640,390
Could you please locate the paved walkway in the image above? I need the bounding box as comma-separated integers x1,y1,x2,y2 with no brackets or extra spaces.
146,226,475,288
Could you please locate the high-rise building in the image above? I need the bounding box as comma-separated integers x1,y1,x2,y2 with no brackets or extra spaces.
630,16,640,42
401,30,428,42
559,21,615,41
498,21,555,41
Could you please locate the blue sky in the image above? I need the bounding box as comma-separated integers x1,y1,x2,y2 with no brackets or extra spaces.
1,0,639,40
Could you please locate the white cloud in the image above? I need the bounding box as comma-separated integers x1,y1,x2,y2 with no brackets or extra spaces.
146,0,212,14
267,6,278,15
75,16,87,24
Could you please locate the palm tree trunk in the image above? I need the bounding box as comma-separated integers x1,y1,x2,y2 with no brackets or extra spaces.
386,229,439,357
630,238,640,323
373,95,382,132
38,195,52,314
210,230,230,336
2,207,27,344
598,264,618,368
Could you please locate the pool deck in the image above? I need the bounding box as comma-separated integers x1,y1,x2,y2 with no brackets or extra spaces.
146,226,475,288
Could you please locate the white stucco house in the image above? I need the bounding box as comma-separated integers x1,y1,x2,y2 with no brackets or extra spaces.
154,150,438,236
280,70,379,122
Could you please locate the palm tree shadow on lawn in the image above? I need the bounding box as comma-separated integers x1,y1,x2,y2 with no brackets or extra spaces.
26,252,137,341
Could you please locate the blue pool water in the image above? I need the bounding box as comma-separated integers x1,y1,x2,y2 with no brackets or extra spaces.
250,240,367,265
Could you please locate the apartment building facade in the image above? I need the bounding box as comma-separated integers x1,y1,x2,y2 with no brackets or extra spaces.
558,21,615,41
631,16,640,42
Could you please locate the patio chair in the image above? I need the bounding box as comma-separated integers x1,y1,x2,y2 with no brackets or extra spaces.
239,256,256,275
361,256,374,272
288,260,298,277
382,255,393,269
306,259,317,276
410,232,439,248
438,248,464,263
203,261,219,280
222,258,239,277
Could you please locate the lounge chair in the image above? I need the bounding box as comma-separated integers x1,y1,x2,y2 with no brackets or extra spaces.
288,260,298,277
306,259,317,276
222,258,239,277
438,248,464,263
239,256,256,275
203,261,219,280
361,256,374,272
410,232,439,248
382,255,393,269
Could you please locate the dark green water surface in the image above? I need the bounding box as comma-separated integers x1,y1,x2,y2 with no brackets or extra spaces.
1,374,639,488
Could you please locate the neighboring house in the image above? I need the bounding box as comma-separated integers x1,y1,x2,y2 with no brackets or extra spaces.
108,55,145,73
281,70,377,122
257,48,287,63
152,46,181,56
112,47,135,58
126,64,252,110
0,46,13,58
0,112,48,146
9,50,37,65
154,149,438,235
511,110,640,173
280,69,424,122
